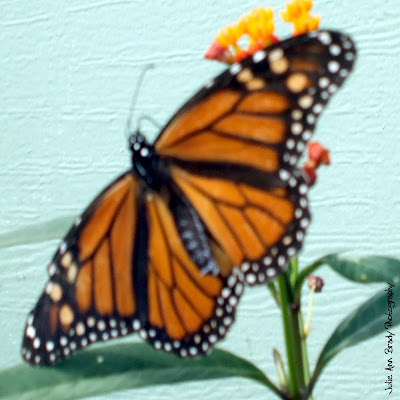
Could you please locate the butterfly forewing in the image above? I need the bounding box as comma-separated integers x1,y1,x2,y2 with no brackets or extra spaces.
156,30,356,173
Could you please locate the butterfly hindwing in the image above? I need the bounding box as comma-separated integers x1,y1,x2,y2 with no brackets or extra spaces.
143,192,243,356
171,166,309,284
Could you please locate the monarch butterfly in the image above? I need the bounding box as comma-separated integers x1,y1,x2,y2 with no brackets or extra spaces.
22,30,355,365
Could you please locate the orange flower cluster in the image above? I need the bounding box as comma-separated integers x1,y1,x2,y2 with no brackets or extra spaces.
205,8,277,63
205,0,320,63
280,0,320,36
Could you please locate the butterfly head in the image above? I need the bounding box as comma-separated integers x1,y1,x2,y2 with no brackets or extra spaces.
129,131,167,189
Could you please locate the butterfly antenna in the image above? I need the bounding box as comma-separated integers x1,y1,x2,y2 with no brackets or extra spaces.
138,115,162,132
125,63,155,138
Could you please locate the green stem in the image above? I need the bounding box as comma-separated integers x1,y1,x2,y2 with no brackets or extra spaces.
278,273,305,399
289,257,299,287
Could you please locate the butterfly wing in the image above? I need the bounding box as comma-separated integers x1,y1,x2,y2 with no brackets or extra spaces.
143,191,243,357
22,173,243,365
155,30,356,284
170,166,308,284
22,172,140,365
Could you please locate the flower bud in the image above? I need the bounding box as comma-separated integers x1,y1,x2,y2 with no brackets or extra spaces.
308,142,330,167
307,275,324,292
204,40,234,64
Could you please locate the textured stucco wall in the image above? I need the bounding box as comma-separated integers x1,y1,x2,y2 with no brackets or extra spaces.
1,1,400,399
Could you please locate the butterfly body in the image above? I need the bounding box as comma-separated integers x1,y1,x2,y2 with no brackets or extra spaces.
130,133,169,190
130,132,220,276
22,30,356,365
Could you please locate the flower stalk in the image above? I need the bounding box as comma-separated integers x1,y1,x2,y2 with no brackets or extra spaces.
303,286,315,338
278,262,321,399
277,271,305,399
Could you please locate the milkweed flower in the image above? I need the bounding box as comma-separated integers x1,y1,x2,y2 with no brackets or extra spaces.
302,142,330,186
205,0,320,63
307,275,324,292
280,0,320,36
308,141,330,167
205,7,277,63
204,39,235,64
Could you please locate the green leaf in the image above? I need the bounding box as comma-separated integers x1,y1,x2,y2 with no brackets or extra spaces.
0,216,75,249
320,254,400,284
309,284,399,391
294,254,400,305
0,343,279,400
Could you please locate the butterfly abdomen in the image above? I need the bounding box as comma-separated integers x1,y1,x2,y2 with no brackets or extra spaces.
170,188,220,276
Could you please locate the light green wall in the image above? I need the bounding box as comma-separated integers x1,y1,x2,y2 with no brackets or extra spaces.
1,0,399,399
